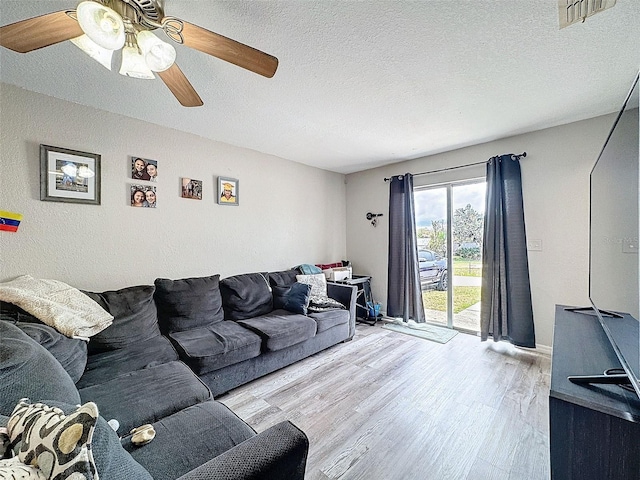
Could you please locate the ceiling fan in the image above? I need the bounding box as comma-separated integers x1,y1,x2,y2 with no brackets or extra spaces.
0,0,279,107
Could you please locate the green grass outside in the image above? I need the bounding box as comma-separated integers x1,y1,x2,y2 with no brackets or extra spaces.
422,286,481,313
452,257,482,277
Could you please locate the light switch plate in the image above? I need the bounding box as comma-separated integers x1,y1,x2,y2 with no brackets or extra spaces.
528,239,542,251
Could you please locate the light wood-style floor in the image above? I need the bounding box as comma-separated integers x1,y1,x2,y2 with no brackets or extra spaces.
218,323,551,480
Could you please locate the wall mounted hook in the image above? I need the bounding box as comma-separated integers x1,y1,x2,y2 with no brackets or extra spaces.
366,212,383,226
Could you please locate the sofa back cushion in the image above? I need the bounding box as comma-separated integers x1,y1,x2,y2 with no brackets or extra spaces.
0,321,80,416
2,303,88,383
15,321,88,383
220,273,273,321
268,269,299,287
154,275,224,333
83,286,161,353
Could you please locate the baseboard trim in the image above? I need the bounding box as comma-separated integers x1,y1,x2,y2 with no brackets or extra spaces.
381,314,553,356
516,343,552,357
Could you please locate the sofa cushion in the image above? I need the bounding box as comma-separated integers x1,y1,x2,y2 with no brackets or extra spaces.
272,282,312,315
89,409,153,480
14,321,88,383
0,321,80,416
268,269,299,287
237,311,317,352
308,309,350,333
220,273,273,320
83,285,161,352
168,321,262,375
122,400,255,480
77,335,179,389
154,275,224,333
78,361,211,434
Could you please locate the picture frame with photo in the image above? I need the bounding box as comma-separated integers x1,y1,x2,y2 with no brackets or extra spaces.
217,177,239,206
130,184,157,208
40,144,101,205
181,178,203,200
131,156,158,182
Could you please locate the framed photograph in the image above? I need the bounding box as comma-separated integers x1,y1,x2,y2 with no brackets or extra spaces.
40,145,101,205
181,178,203,200
131,156,158,182
218,177,239,206
130,184,157,208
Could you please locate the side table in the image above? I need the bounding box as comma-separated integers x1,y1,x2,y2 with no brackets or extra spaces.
334,275,380,325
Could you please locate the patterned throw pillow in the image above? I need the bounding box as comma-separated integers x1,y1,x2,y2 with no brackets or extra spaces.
7,400,98,480
295,273,327,298
0,456,46,479
296,274,345,312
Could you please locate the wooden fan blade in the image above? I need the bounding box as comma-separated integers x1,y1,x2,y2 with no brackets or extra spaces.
157,64,203,107
179,20,278,78
0,11,83,53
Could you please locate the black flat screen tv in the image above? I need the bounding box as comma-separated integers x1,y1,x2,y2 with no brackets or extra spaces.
574,71,640,398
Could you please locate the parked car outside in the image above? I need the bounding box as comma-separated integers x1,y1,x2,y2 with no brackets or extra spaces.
418,249,447,291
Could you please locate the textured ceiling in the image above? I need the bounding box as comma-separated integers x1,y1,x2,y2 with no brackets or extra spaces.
1,1,639,174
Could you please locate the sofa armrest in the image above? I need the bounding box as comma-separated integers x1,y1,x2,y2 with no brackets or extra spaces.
176,420,308,480
327,282,357,339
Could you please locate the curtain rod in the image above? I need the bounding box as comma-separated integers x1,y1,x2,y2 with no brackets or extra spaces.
383,151,527,182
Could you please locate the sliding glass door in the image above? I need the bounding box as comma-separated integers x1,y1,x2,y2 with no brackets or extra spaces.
414,180,485,331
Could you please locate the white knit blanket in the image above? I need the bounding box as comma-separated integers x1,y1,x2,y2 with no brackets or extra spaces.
0,275,113,338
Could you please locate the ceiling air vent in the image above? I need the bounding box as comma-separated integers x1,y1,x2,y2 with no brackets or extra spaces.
558,0,617,29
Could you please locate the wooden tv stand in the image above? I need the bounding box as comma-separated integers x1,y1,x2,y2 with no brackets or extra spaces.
550,305,640,479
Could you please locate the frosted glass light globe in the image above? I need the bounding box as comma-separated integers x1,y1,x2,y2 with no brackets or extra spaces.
77,1,125,51
136,30,176,72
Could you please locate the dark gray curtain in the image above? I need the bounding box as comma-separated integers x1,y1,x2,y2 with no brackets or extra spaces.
387,174,425,323
480,155,535,347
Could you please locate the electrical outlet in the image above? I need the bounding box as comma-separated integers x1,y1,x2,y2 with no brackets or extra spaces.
527,239,542,251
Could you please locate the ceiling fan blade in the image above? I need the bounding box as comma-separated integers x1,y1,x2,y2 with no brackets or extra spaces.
0,11,83,53
157,63,203,107
178,20,278,78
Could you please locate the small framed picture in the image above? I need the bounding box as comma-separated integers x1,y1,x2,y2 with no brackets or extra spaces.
131,156,158,182
40,145,101,205
218,177,239,206
130,184,157,208
181,178,203,200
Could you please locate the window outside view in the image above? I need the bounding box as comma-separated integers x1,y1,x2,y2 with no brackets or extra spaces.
414,181,486,332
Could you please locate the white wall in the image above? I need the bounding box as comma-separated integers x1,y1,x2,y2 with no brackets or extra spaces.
345,114,617,349
0,84,347,291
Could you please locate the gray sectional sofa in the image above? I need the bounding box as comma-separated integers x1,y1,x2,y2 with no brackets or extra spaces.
0,269,357,479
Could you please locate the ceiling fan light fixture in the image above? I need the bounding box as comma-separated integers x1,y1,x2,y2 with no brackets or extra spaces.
70,34,113,70
77,0,125,50
136,30,176,72
120,44,155,79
